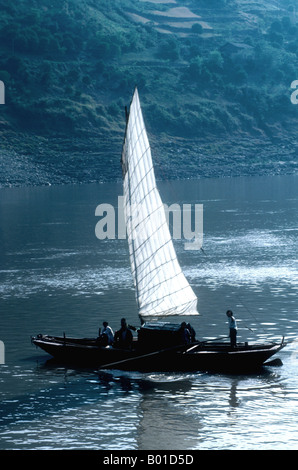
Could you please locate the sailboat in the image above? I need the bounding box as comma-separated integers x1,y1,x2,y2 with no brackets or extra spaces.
32,88,285,372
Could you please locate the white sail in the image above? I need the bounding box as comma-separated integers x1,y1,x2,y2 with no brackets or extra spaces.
121,88,198,320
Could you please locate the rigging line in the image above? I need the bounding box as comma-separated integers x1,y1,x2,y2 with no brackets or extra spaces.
128,227,176,290
132,234,187,293
125,135,151,186
198,247,267,334
139,277,195,308
134,249,192,303
128,164,154,202
232,292,267,334
127,199,168,251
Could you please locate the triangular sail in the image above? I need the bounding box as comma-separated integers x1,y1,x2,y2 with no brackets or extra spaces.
121,88,198,320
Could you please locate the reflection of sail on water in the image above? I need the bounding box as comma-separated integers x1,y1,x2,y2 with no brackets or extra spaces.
121,88,198,320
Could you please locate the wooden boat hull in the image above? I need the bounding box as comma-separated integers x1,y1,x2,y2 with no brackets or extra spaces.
32,334,285,373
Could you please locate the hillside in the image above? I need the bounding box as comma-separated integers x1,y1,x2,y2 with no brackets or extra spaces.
0,0,298,187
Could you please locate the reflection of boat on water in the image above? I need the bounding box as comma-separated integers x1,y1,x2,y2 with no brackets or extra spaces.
137,382,199,451
32,88,285,373
97,369,199,450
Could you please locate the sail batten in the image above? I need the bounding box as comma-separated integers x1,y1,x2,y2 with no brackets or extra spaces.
122,88,198,319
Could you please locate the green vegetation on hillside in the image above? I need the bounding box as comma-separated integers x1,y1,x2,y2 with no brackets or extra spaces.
0,0,297,183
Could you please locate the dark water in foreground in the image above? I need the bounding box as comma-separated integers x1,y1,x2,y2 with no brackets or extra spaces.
0,174,297,450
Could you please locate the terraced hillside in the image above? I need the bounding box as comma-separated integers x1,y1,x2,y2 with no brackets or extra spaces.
0,0,297,186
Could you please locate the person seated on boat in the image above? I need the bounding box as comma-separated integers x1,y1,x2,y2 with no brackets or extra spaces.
113,318,133,349
178,322,191,344
102,321,114,345
96,321,114,346
226,310,237,347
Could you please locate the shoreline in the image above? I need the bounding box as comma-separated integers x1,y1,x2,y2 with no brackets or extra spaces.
0,135,297,189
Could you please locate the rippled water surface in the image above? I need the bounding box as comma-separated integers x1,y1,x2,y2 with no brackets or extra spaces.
0,175,298,450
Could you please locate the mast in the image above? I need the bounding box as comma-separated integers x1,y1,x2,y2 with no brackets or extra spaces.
124,99,141,313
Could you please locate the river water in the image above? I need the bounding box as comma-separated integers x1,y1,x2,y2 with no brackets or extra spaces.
0,174,298,450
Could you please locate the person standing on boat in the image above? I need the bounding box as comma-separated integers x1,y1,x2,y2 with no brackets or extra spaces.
226,310,237,347
114,318,133,349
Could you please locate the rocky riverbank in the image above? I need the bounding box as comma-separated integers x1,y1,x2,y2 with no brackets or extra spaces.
1,132,297,189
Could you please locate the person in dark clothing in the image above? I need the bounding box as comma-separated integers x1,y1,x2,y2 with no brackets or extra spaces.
186,323,196,342
114,318,133,349
179,322,191,344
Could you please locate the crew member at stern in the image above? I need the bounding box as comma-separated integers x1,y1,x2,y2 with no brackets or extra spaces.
226,310,237,347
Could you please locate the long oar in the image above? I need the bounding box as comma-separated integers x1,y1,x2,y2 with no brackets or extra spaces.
184,335,229,353
98,342,198,370
98,336,231,370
